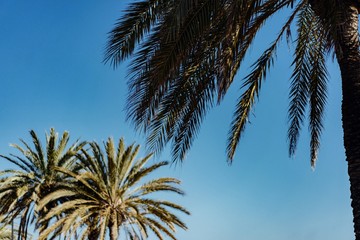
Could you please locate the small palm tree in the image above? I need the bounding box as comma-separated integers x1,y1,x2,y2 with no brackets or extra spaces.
37,138,190,240
0,129,86,239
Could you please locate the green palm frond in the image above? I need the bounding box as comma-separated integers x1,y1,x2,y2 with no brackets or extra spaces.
124,161,167,189
308,28,328,167
0,155,35,175
287,4,329,166
227,1,304,161
104,0,170,67
170,74,216,161
288,7,312,157
144,55,217,161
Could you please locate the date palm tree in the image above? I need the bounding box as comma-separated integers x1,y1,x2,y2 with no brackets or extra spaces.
104,0,360,238
37,137,189,240
0,129,86,239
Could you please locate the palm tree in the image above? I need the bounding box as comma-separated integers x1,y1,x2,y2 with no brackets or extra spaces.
0,128,86,239
37,137,189,240
104,0,360,238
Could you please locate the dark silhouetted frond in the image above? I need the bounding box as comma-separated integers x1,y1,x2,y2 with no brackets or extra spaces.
227,1,303,162
287,4,329,167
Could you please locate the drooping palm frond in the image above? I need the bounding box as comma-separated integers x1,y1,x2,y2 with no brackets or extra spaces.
307,26,328,167
288,5,313,157
227,1,304,161
37,138,189,240
287,5,329,166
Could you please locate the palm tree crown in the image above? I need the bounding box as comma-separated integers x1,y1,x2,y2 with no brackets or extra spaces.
0,128,85,239
37,137,189,240
104,0,346,165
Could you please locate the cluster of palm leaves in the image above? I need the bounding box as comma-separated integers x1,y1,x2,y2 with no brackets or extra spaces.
0,129,189,240
104,0,345,166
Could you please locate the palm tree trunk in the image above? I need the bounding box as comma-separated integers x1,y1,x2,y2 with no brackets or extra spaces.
109,214,119,240
335,2,360,239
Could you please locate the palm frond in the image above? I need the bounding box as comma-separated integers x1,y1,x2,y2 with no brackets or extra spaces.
288,4,314,156
144,52,217,160
308,25,328,167
0,155,35,175
104,0,171,67
29,130,46,173
287,4,328,167
227,1,303,161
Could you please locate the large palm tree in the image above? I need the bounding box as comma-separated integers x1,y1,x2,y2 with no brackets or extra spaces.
104,0,360,238
0,129,86,239
37,137,189,240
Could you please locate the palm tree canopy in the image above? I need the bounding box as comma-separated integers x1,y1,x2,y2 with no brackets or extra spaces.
0,128,86,239
105,1,360,238
104,0,356,166
37,137,189,240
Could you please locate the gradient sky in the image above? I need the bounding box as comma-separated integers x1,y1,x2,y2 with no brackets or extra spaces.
0,1,354,239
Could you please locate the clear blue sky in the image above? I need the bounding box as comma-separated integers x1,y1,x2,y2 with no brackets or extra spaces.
0,1,353,239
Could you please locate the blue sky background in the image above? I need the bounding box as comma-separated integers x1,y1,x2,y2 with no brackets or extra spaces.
0,1,354,239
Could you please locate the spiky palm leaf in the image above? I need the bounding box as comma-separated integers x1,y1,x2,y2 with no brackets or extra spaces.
288,4,329,167
37,138,189,240
0,129,86,239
